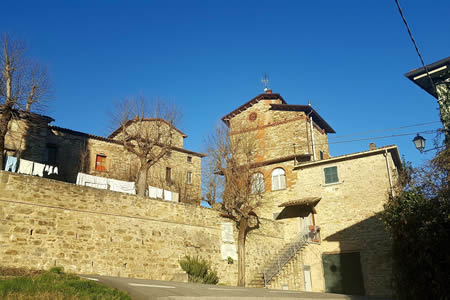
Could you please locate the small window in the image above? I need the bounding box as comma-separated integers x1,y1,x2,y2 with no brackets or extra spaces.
95,155,107,171
251,172,265,194
166,167,172,183
324,166,339,184
271,168,286,191
47,145,57,165
187,171,192,184
319,151,324,160
187,156,192,163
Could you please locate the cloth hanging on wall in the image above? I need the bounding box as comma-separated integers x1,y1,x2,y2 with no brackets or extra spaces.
76,173,108,190
18,159,34,175
172,192,179,202
107,178,136,195
163,190,172,201
4,156,18,172
32,162,46,177
148,186,163,199
44,165,58,175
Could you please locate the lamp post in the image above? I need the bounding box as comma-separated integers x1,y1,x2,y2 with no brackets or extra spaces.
413,134,426,153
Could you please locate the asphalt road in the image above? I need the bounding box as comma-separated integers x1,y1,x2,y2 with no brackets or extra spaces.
81,275,391,300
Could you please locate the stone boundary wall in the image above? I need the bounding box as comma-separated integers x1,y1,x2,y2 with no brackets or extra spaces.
0,171,286,285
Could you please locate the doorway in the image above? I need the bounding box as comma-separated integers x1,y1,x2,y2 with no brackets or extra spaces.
303,265,312,292
322,252,365,295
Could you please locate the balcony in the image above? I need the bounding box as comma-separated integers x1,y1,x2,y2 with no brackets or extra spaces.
303,225,321,244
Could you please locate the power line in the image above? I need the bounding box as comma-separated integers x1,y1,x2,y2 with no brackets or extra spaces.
328,129,439,145
394,0,436,92
241,128,441,153
328,121,440,140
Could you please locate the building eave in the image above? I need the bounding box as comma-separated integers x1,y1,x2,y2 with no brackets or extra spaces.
293,145,402,170
269,104,336,134
404,56,450,99
50,125,205,158
0,106,55,124
221,93,286,126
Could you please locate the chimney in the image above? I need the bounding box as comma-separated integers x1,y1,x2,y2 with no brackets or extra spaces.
265,89,272,94
369,143,377,150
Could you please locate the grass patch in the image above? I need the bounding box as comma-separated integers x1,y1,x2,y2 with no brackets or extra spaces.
0,267,130,300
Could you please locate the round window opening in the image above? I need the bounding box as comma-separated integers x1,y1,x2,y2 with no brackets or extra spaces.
249,112,257,121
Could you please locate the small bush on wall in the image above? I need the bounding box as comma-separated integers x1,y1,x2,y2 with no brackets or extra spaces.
179,256,219,285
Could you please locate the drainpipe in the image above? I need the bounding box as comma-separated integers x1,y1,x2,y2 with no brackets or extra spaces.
384,149,394,197
309,116,316,161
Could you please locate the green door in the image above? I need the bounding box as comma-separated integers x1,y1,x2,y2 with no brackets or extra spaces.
322,252,365,295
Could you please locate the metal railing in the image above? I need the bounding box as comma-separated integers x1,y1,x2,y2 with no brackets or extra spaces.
262,228,321,287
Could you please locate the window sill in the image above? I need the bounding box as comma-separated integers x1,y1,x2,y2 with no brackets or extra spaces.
322,180,343,187
271,188,287,192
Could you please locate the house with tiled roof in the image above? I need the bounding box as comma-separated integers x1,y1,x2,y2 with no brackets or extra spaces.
1,109,204,203
222,89,400,297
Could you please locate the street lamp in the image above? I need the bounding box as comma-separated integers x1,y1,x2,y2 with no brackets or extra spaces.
413,134,426,153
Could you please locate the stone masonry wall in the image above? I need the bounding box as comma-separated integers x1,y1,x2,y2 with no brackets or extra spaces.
292,150,398,297
229,99,330,162
0,171,287,285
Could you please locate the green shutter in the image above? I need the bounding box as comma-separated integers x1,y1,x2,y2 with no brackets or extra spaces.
324,166,338,184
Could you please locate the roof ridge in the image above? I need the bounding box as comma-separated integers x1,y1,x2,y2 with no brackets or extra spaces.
221,93,286,125
108,118,187,139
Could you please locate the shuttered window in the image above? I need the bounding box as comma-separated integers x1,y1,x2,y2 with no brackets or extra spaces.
324,166,339,184
95,155,106,171
166,167,172,183
187,171,192,184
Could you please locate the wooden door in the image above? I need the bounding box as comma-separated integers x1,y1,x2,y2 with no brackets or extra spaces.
322,252,365,295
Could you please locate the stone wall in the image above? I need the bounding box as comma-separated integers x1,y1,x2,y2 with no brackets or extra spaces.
0,171,287,285
229,99,330,162
291,149,398,297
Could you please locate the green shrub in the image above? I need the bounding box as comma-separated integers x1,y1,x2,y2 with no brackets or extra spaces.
382,152,450,300
49,267,64,274
179,256,219,285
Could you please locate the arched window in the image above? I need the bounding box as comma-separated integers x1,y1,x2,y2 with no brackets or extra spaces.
272,168,286,191
251,172,265,194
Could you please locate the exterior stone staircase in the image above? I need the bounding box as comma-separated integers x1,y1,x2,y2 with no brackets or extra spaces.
248,233,309,288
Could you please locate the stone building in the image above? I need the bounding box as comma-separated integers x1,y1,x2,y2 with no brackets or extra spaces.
2,110,204,202
0,91,400,297
222,90,401,297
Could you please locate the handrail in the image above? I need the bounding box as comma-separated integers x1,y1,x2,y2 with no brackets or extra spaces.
263,234,309,286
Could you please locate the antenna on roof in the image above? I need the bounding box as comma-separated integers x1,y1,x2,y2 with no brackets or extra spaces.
261,73,269,92
308,99,311,106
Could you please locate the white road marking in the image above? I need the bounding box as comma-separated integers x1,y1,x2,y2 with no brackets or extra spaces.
82,277,99,281
269,290,302,293
128,283,176,289
208,288,246,291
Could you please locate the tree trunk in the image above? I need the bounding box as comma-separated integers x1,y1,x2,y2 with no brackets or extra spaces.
0,108,13,168
237,217,248,287
136,160,149,197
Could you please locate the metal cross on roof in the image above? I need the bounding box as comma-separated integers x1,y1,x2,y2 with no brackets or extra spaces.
261,73,269,91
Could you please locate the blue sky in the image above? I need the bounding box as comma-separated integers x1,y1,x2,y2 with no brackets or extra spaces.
2,1,449,167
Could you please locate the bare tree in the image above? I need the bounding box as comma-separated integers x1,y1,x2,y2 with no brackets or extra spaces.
110,97,181,196
202,154,224,208
0,35,51,166
205,124,263,287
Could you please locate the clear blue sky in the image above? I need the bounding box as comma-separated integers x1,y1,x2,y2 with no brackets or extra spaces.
2,1,449,167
